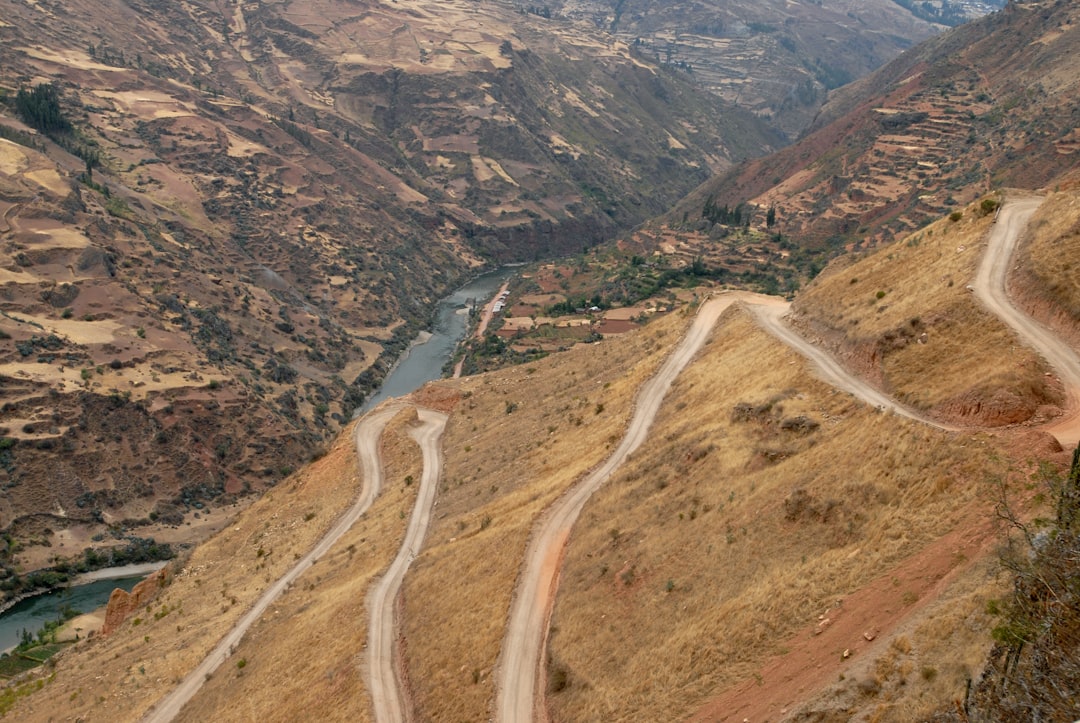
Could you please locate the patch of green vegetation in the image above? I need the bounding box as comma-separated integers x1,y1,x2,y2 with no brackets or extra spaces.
13,83,101,173
949,445,1080,720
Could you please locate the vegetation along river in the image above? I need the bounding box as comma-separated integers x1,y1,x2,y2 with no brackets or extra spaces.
0,564,165,652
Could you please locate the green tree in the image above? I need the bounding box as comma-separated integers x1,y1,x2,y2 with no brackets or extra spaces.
14,83,72,135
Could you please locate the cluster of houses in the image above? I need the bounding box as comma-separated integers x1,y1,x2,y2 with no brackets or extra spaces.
491,289,510,314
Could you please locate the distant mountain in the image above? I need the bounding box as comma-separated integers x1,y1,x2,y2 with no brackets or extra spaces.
668,0,1079,261
540,0,1002,137
0,0,780,571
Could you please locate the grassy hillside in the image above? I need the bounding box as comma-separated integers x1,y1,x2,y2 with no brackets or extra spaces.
792,194,1061,427
3,221,1075,718
401,305,694,720
545,308,1013,720
1013,176,1080,348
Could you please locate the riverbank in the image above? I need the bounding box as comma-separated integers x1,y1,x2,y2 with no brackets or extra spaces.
0,562,170,653
67,561,169,587
453,279,510,378
360,267,515,411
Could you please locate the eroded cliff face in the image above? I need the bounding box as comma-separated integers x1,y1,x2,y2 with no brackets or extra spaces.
102,567,171,636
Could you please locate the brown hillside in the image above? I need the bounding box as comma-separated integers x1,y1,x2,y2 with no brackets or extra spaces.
0,0,781,572
541,0,952,138
4,250,1075,719
791,194,1062,428
668,0,1080,257
544,307,1019,721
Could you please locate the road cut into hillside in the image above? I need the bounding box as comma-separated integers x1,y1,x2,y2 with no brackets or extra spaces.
494,292,781,722
749,303,959,432
141,403,403,723
690,196,1080,720
973,196,1080,447
367,408,448,723
496,195,1080,721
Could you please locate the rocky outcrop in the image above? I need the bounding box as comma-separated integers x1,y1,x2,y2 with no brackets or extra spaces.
101,568,171,636
936,387,1053,428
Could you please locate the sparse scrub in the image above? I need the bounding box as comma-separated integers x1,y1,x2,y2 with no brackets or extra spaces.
945,444,1080,721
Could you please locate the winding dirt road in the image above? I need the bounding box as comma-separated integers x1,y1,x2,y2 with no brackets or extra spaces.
496,293,773,722
140,403,402,723
367,408,448,723
749,303,958,432
492,286,964,722
973,196,1080,447
141,198,1080,723
493,197,1080,721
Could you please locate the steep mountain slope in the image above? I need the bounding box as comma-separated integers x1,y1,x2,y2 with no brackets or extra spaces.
542,0,953,138
10,188,1078,719
667,0,1080,263
791,194,1061,429
0,0,781,576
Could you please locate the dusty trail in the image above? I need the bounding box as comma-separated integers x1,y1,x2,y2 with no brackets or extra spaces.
367,408,448,723
749,303,958,432
973,196,1080,447
140,403,402,723
495,293,771,722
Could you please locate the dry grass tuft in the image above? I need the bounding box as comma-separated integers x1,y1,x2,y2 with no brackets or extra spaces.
544,309,1009,721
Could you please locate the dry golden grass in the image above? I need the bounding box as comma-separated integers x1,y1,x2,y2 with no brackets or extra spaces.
795,197,1057,419
174,408,424,722
7,414,392,722
545,309,1009,721
812,555,1010,721
400,307,697,721
1017,187,1080,345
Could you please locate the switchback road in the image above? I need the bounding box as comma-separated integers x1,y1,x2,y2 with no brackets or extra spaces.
141,403,402,723
367,408,448,723
972,196,1080,446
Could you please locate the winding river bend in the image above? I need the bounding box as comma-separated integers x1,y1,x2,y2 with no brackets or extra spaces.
360,267,514,412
